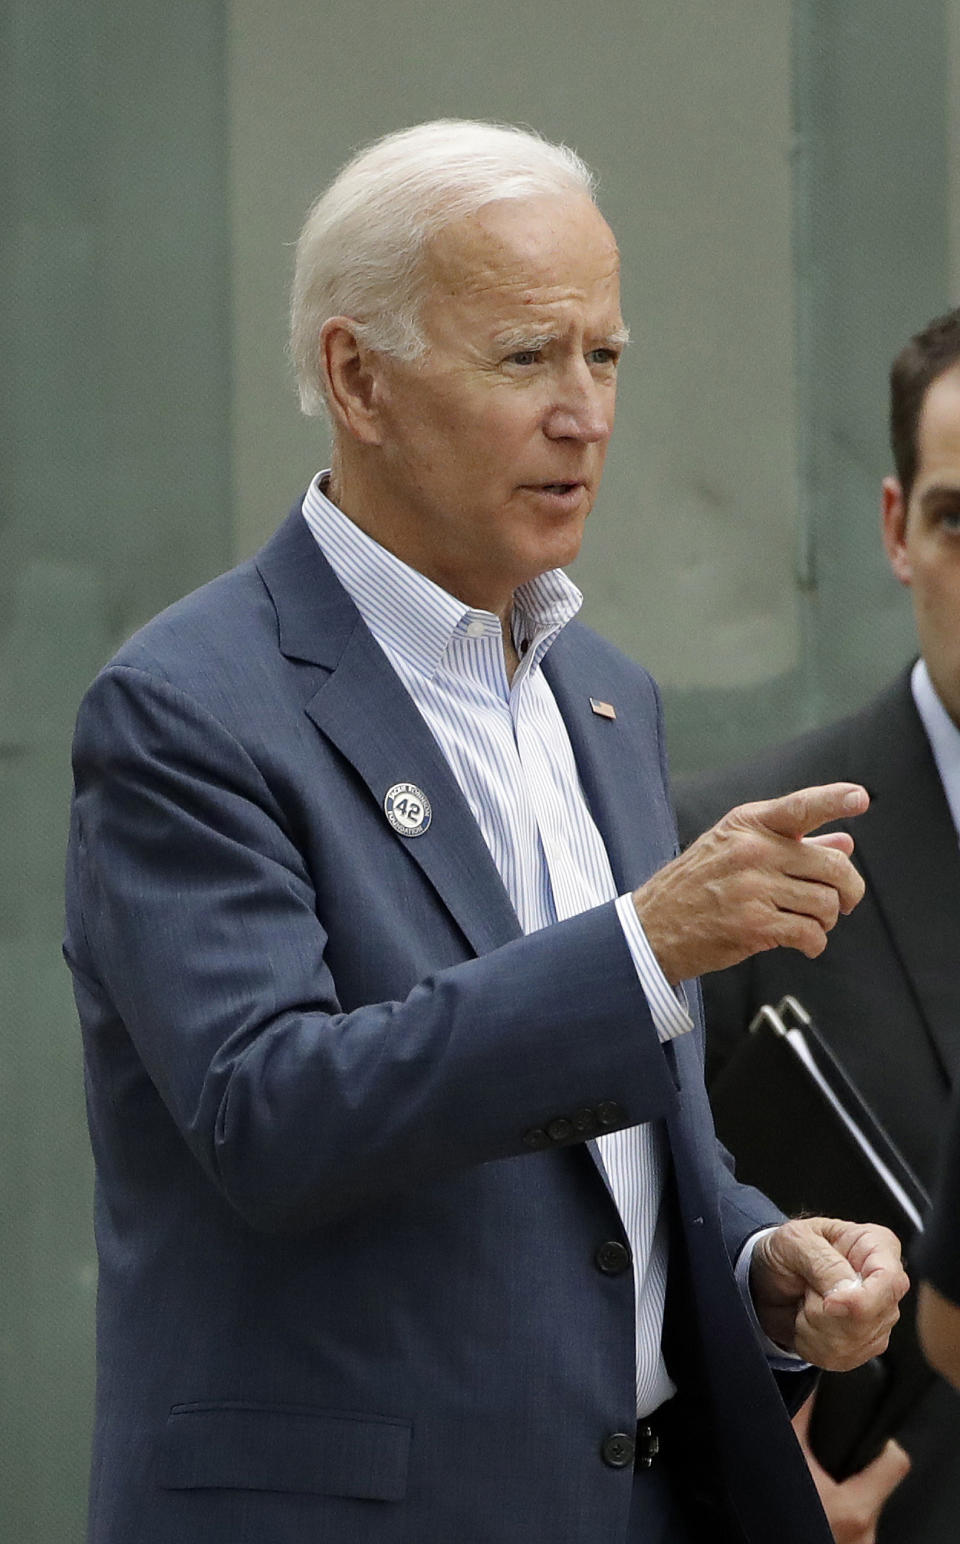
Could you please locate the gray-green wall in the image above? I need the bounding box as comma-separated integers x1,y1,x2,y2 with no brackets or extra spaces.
2,2,957,1536
2,5,231,1538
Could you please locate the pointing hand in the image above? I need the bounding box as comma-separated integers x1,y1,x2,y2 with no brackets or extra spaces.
634,783,869,984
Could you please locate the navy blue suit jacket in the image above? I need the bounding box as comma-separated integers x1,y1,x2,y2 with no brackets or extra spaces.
64,506,830,1544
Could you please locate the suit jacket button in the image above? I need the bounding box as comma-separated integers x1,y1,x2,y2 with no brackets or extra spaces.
602,1432,635,1468
596,1100,625,1129
595,1241,632,1275
546,1117,574,1143
573,1106,598,1136
522,1127,551,1150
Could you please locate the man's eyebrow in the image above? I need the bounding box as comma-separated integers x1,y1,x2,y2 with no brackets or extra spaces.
492,324,631,352
493,328,560,352
918,481,960,504
604,326,631,350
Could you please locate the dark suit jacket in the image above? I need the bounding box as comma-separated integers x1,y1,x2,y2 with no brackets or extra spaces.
675,667,960,1544
64,506,829,1544
919,1078,960,1306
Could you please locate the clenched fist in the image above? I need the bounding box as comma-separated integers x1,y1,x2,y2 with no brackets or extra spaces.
750,1216,909,1370
634,783,869,985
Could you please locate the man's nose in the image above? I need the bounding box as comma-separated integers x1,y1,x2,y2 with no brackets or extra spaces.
543,364,613,443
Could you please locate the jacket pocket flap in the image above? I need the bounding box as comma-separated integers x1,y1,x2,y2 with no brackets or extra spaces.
158,1403,411,1500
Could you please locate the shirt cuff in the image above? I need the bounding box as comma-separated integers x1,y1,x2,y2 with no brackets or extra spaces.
615,892,693,1045
736,1227,809,1369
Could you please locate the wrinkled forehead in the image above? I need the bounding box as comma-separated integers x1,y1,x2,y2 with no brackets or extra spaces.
420,193,621,317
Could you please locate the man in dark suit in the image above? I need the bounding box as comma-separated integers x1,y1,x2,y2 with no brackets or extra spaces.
675,306,960,1543
919,1079,960,1393
64,121,906,1544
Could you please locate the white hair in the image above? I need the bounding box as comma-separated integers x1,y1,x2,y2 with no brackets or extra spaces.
290,119,598,417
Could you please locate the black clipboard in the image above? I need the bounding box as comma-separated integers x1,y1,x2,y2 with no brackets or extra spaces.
709,995,932,1480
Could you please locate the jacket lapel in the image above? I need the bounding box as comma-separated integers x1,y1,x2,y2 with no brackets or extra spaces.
256,508,522,960
544,627,678,892
257,509,680,970
846,672,960,1083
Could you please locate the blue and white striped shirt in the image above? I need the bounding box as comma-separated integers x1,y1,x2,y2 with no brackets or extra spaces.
303,472,693,1414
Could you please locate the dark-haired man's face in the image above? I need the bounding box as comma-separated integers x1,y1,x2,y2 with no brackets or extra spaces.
883,361,960,727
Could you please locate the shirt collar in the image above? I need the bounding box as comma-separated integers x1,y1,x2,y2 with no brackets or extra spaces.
911,657,960,844
301,471,582,679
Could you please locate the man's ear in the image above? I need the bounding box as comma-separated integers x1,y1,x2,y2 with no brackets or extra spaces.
881,476,913,587
320,318,384,445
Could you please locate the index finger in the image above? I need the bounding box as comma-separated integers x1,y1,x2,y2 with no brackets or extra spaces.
747,783,869,840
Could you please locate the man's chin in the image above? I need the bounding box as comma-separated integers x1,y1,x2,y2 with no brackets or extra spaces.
515,527,589,585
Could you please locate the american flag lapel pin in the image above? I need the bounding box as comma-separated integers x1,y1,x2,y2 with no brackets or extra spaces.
589,697,617,720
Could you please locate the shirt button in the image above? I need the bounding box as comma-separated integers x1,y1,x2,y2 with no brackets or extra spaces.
602,1432,635,1468
595,1241,632,1276
465,619,486,638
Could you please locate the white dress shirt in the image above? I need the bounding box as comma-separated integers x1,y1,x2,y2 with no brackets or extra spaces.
302,472,790,1408
912,658,960,844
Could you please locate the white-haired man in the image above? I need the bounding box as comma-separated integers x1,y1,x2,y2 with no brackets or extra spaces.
65,121,906,1544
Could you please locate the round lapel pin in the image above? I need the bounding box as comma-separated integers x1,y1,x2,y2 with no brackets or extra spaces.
384,782,432,837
